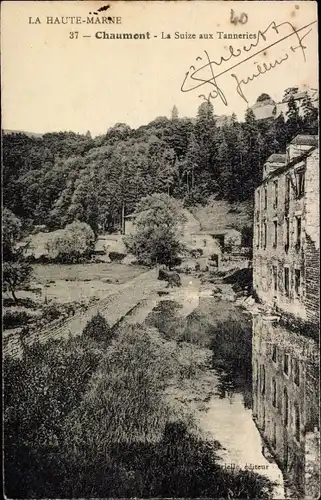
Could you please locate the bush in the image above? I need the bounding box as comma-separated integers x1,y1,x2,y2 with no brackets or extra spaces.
3,324,275,499
190,248,203,258
45,222,95,263
82,312,112,343
3,310,32,329
109,251,126,262
42,304,63,322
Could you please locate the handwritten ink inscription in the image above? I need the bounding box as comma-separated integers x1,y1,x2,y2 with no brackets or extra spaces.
181,20,316,106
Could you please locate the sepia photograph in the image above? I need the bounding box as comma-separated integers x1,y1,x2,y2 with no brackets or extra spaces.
1,1,319,498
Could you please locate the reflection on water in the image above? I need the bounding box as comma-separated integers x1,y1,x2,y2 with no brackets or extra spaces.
252,314,320,498
145,293,285,497
133,285,320,498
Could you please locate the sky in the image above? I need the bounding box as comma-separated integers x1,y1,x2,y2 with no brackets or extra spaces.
1,1,318,136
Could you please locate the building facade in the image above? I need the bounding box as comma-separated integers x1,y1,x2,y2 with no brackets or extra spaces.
253,135,319,328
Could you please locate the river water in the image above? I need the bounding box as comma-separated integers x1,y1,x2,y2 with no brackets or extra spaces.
124,275,320,499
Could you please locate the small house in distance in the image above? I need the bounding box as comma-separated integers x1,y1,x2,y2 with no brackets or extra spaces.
192,228,242,252
123,210,148,235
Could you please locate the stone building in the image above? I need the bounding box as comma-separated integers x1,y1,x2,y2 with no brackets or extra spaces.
250,88,318,121
253,134,319,328
252,314,320,498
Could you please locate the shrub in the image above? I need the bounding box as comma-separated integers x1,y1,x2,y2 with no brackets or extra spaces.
3,310,32,329
42,304,62,322
4,336,103,498
45,222,95,263
82,312,112,343
109,251,126,262
190,248,203,258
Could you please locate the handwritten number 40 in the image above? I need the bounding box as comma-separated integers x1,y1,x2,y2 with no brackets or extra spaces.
230,9,248,25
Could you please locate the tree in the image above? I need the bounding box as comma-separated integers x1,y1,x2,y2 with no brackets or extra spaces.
256,93,272,102
302,94,318,135
124,194,186,268
82,312,112,343
286,95,302,142
3,208,22,260
45,221,95,263
171,105,179,120
3,261,33,303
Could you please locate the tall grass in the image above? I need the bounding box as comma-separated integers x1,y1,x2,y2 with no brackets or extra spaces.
4,322,274,499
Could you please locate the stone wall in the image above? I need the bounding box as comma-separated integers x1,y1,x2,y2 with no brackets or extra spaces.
253,148,319,325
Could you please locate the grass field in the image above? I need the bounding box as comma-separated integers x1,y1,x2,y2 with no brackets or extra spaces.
33,262,147,284
3,263,149,331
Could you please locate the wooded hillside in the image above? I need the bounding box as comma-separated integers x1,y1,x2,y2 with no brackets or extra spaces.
3,90,318,234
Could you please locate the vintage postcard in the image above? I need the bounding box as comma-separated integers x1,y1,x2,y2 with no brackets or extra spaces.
1,1,319,499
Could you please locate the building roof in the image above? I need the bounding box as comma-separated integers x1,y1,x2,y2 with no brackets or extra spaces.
266,153,287,164
191,228,240,236
290,135,319,146
124,210,147,219
259,146,318,184
282,89,318,102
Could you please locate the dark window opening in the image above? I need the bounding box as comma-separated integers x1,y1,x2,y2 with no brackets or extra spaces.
294,269,301,297
284,388,289,427
284,267,290,297
294,404,300,441
273,221,278,248
260,365,266,395
272,378,277,407
285,218,290,252
262,221,267,249
272,345,277,363
285,175,291,210
273,180,278,208
273,265,278,293
296,169,305,198
272,422,277,448
295,217,302,251
293,359,300,386
283,353,289,375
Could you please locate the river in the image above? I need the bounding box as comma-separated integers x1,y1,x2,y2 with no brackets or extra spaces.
122,274,320,499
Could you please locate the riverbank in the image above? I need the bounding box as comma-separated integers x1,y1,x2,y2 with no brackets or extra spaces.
121,274,285,499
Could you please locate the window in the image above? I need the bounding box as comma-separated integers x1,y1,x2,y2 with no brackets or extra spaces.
293,359,300,386
273,180,278,208
256,223,260,248
273,265,278,293
262,221,267,249
294,269,301,297
294,403,300,441
264,186,267,209
285,218,290,252
272,422,277,448
260,365,266,395
272,378,277,407
283,388,289,427
296,169,305,198
273,221,278,248
285,174,291,204
284,267,290,297
283,353,289,375
272,345,277,363
295,217,302,250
